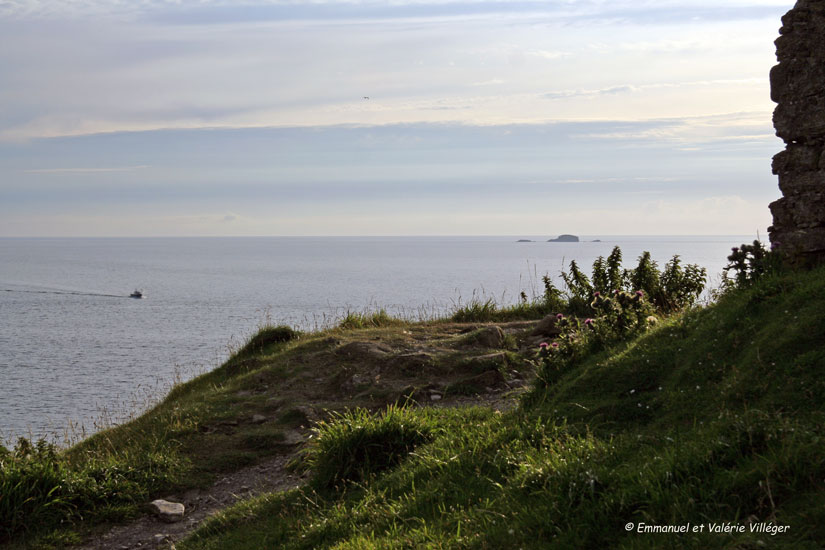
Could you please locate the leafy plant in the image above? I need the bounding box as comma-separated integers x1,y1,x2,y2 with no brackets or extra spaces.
723,240,780,288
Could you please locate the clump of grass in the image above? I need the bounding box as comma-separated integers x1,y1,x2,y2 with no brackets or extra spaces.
304,405,434,489
235,325,300,358
337,309,405,330
449,298,556,323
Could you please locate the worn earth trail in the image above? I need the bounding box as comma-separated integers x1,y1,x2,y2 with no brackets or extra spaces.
78,453,302,550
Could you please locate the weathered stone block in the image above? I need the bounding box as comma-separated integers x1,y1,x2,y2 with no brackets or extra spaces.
771,144,822,174
769,226,825,255
777,170,825,196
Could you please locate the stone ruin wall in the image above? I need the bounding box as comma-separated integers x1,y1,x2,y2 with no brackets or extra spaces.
768,0,825,259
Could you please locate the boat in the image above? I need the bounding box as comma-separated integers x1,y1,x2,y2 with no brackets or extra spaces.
129,289,144,299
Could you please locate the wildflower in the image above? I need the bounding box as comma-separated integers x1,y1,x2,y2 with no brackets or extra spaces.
635,290,644,297
551,342,559,349
584,318,594,329
556,313,564,320
593,291,601,297
539,342,549,349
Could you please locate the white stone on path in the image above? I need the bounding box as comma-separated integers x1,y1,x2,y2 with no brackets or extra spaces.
149,499,185,523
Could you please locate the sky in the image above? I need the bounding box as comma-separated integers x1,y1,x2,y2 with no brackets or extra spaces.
0,0,794,237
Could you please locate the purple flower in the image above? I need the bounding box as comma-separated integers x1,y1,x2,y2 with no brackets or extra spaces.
635,290,644,297
593,291,601,297
556,313,564,320
539,342,549,349
584,318,594,327
551,342,559,349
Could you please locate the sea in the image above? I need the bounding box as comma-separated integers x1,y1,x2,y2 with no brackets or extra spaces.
0,235,753,444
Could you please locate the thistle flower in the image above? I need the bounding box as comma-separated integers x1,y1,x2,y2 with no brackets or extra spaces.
556,313,564,320
551,342,559,349
539,342,549,349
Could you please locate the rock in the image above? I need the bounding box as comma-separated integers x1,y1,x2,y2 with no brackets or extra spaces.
335,341,393,360
768,0,825,260
148,500,185,523
547,234,579,242
531,314,562,337
292,405,319,424
465,352,508,372
430,393,442,401
394,351,436,372
251,414,267,424
281,430,305,445
474,326,506,348
464,369,507,389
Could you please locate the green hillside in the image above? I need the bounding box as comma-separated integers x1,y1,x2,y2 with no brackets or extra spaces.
179,265,825,549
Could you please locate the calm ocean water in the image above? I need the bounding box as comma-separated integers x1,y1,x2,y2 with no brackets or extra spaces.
0,236,752,443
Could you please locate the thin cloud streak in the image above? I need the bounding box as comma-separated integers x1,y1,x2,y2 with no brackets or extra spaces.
23,165,150,174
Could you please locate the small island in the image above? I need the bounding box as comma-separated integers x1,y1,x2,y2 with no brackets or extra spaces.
547,234,579,243
516,239,534,242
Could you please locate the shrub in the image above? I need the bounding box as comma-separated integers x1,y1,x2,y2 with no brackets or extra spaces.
654,255,707,312
723,240,781,289
560,247,706,315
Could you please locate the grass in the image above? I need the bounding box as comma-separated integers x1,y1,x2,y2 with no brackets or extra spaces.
338,309,407,330
449,297,557,323
303,405,434,489
177,264,825,549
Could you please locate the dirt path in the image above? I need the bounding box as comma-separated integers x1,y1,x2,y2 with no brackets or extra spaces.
78,453,303,550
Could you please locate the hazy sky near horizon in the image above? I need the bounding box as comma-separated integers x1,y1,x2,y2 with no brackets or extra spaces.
0,0,793,236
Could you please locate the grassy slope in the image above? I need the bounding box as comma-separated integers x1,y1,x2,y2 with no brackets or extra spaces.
179,266,825,550
3,314,539,547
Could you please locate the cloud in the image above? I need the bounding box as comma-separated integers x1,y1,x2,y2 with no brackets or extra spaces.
544,85,637,100
23,165,149,174
544,78,765,100
470,78,504,86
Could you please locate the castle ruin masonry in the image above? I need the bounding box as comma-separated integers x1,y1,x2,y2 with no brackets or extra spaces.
769,0,825,259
